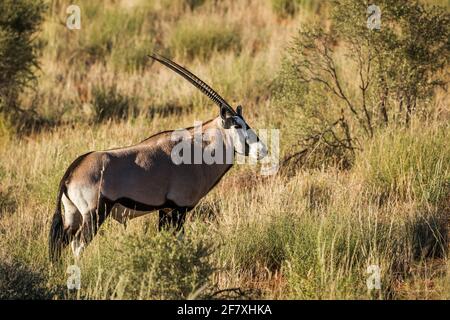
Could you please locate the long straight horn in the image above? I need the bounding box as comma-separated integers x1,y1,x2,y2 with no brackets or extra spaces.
148,52,236,115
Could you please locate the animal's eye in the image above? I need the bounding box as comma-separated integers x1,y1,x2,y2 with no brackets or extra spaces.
234,124,242,129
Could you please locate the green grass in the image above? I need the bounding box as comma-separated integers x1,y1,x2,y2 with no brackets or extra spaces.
355,124,450,204
79,226,215,299
169,19,241,60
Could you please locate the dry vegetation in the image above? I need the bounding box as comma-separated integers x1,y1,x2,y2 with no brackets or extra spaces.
0,0,449,299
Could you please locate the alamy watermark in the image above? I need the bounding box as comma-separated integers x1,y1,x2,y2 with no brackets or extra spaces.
66,4,81,30
367,4,381,30
366,264,381,290
67,264,81,290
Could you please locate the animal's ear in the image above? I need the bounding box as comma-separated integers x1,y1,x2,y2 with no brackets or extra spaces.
220,106,229,120
236,105,243,117
220,106,233,128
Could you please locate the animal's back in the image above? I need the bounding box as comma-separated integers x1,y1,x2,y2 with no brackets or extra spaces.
66,130,174,191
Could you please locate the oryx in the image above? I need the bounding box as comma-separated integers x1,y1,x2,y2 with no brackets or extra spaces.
49,53,268,261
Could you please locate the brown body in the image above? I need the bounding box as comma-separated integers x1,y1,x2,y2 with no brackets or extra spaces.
68,119,231,212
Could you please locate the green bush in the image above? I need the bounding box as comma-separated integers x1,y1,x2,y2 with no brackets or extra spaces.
275,0,450,168
283,210,398,299
185,0,206,10
111,40,154,72
282,193,447,299
221,215,297,272
0,260,52,299
169,20,241,60
83,8,145,58
99,230,215,299
0,0,46,132
63,2,159,72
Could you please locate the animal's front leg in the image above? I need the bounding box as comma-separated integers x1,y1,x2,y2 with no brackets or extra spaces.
158,207,189,233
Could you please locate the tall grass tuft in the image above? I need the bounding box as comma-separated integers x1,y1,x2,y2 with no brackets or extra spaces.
355,124,450,204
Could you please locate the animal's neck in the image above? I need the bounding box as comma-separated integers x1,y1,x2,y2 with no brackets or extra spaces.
196,117,234,186
207,116,235,158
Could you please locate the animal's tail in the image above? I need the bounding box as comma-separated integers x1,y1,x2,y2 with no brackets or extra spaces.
48,183,68,263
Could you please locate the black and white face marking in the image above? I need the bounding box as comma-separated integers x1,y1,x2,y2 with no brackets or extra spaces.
220,106,268,160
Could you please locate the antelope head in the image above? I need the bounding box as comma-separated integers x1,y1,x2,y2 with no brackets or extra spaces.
219,105,268,160
149,53,268,161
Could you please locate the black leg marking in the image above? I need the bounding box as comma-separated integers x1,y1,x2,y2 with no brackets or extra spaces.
106,196,194,234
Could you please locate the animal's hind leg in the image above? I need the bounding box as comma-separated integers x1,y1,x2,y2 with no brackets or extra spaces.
73,197,114,258
61,194,82,248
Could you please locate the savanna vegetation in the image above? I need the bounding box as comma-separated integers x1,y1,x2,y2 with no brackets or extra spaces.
0,0,449,299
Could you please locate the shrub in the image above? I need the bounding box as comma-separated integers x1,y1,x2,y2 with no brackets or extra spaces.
221,215,298,272
0,0,46,132
283,183,448,299
185,0,206,10
0,260,52,299
282,210,398,299
276,0,450,168
111,40,154,72
82,8,145,59
99,230,215,299
158,0,205,12
64,2,159,72
271,0,298,18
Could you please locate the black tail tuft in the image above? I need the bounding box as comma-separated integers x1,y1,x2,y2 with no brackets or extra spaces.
49,185,68,263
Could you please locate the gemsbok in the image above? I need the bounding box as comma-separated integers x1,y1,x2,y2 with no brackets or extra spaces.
49,53,268,261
